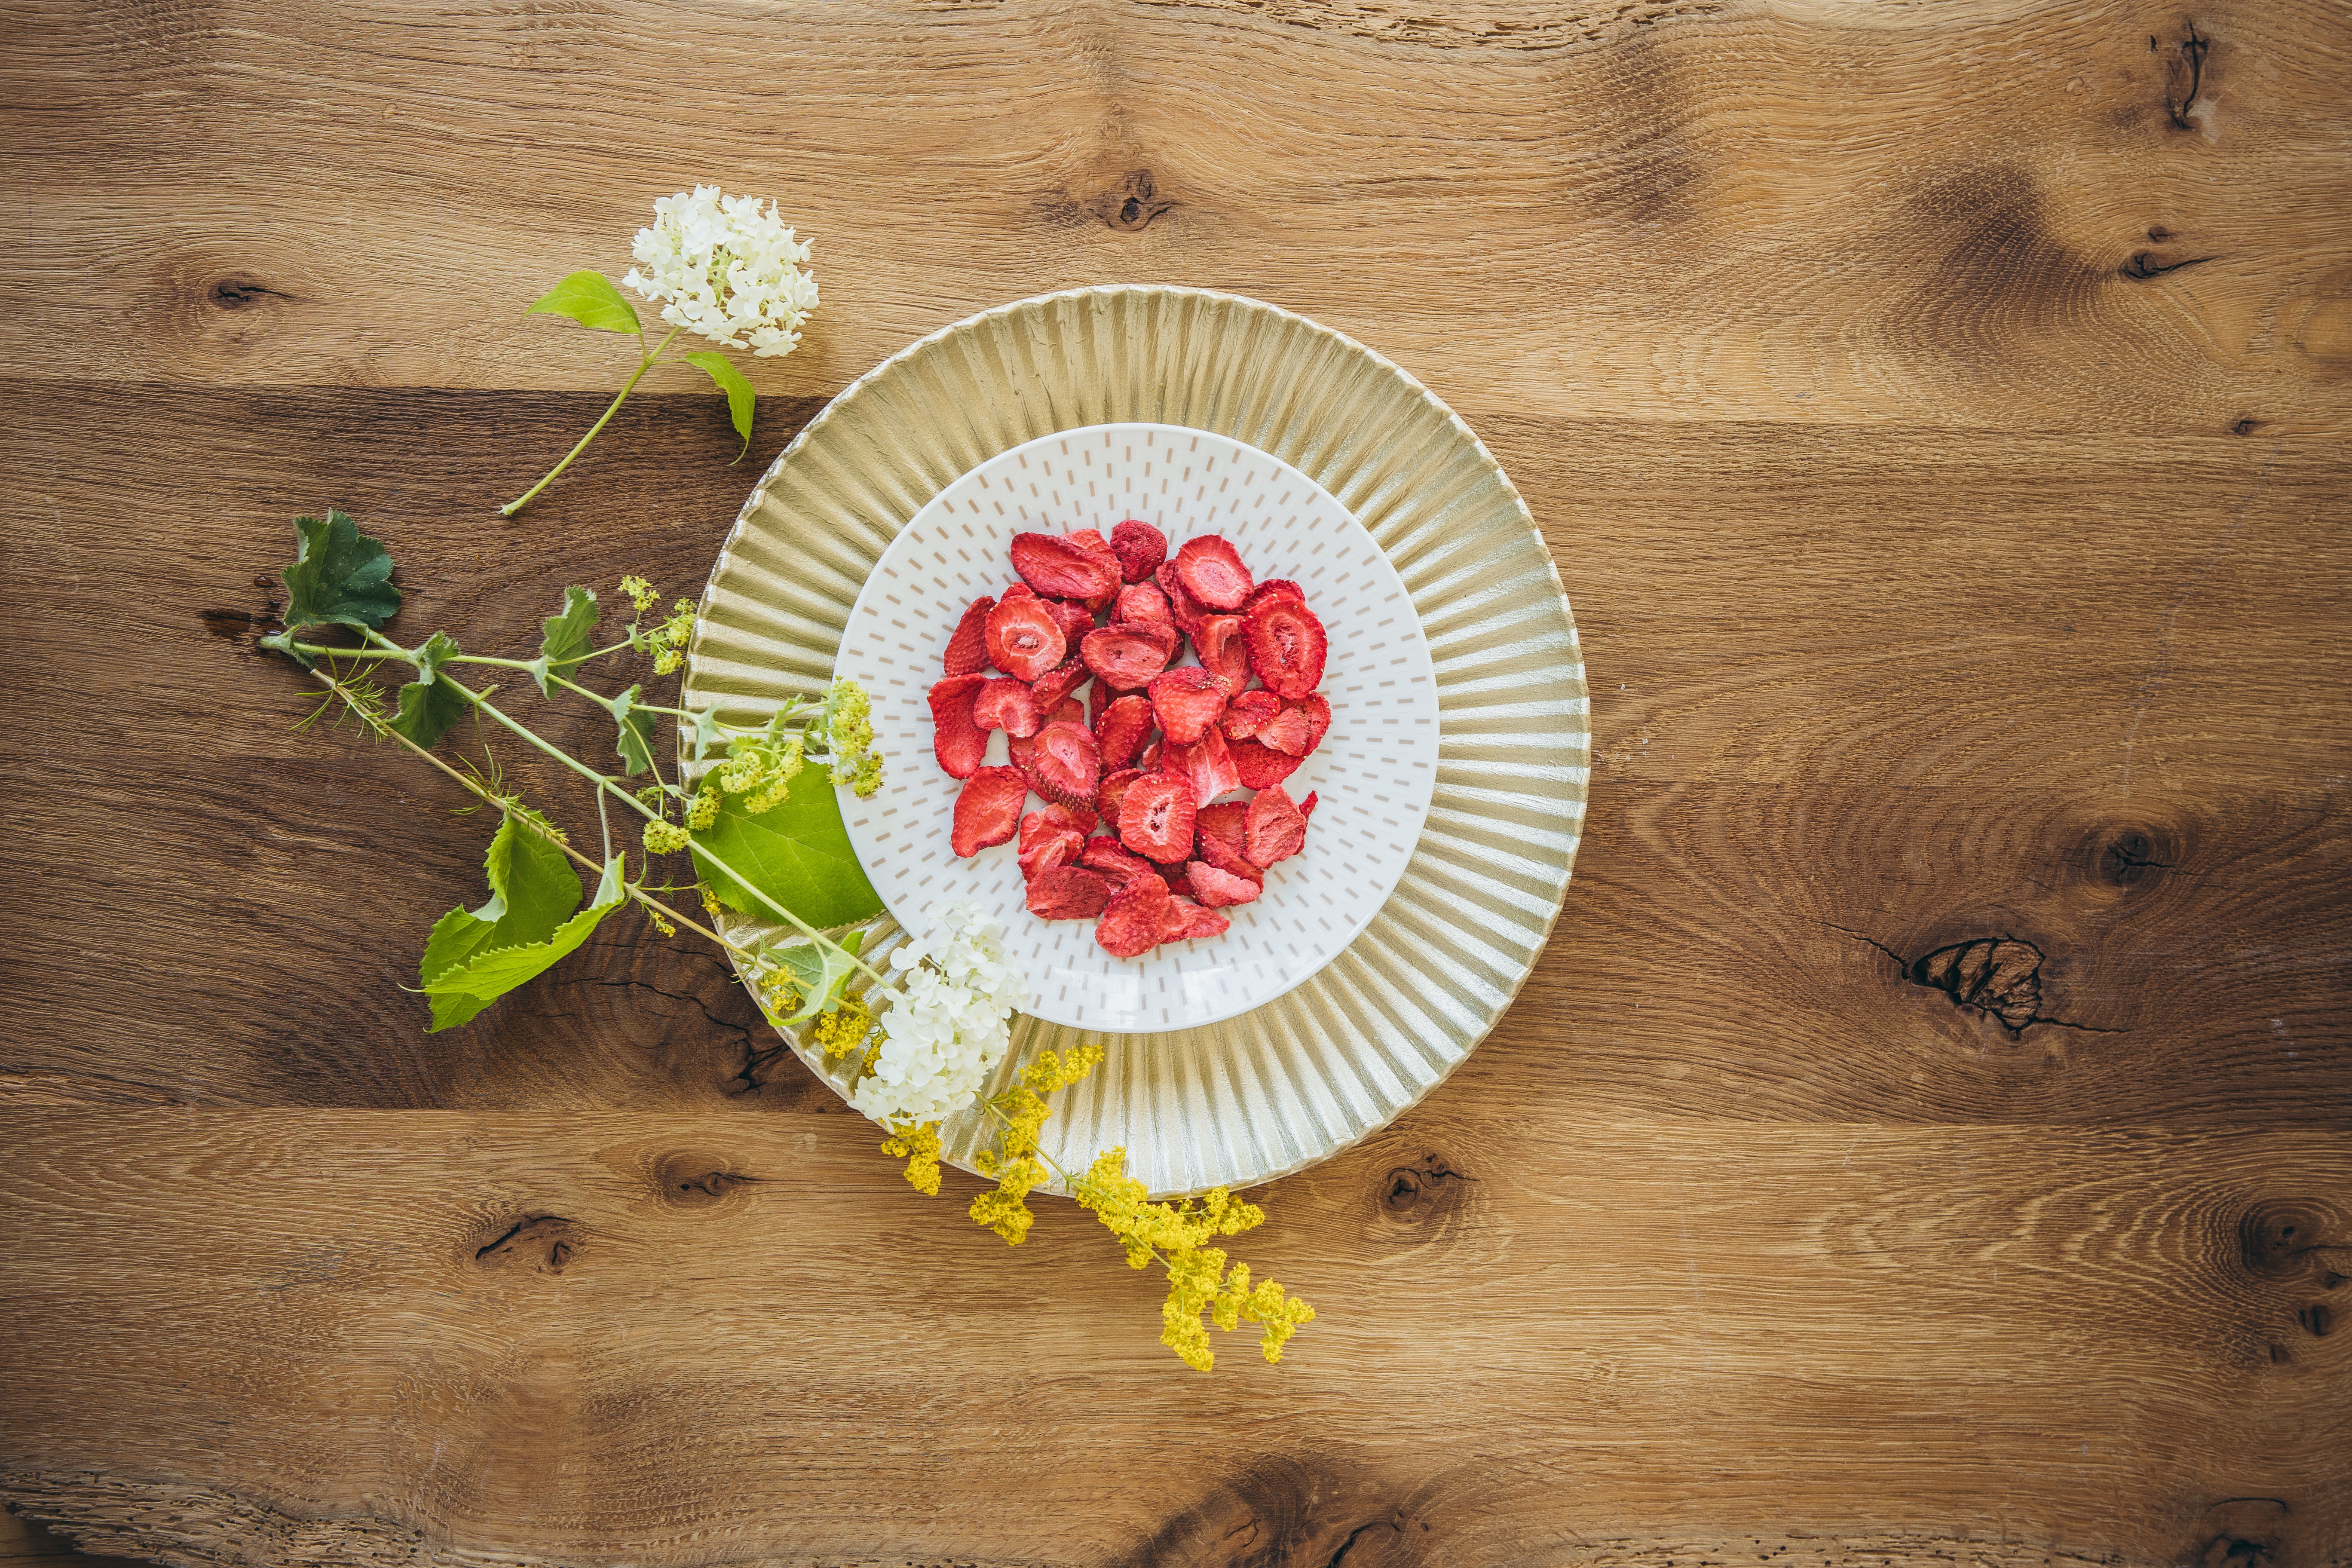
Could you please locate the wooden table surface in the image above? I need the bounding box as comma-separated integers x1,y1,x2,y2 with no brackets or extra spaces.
5,3,2349,1565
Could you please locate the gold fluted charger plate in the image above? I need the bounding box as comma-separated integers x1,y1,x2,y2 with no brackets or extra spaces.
682,286,1588,1198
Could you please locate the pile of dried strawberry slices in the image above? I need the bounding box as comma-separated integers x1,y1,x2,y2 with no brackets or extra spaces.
926,521,1330,958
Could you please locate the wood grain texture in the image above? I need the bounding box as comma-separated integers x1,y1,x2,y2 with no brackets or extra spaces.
3,0,2349,1563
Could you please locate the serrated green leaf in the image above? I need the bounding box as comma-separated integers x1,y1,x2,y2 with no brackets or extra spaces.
690,775,882,929
534,585,600,695
279,511,400,652
385,630,469,749
610,684,658,776
683,351,756,459
418,817,622,1033
525,270,641,334
766,930,864,1026
684,704,723,763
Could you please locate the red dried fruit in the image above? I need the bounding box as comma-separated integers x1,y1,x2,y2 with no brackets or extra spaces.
986,594,1067,682
1244,782,1308,867
1028,720,1102,810
1027,864,1112,920
1196,801,1250,862
951,767,1030,856
1047,696,1087,727
1193,615,1251,688
1162,896,1231,942
1199,833,1265,885
944,595,995,677
1044,596,1095,649
972,677,1043,738
1298,790,1318,821
1161,729,1240,807
1255,703,1311,756
1010,531,1119,601
1113,582,1172,628
1136,738,1161,773
1294,693,1332,753
1080,622,1180,690
1031,656,1087,710
1229,736,1303,790
1155,562,1209,637
1093,694,1155,771
1089,677,1113,727
1118,772,1197,863
1247,579,1308,612
1019,804,1095,867
1186,861,1262,909
1095,876,1173,957
1007,730,1037,786
1081,834,1162,889
928,674,989,779
1066,529,1124,608
1219,689,1284,741
1148,667,1230,745
1111,519,1167,583
1174,534,1253,610
1018,823,1086,880
1243,597,1327,699
1097,767,1146,821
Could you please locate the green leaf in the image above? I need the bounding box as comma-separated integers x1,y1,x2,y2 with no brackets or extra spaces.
683,351,756,459
684,704,723,763
610,684,658,776
384,630,469,749
767,929,865,1026
691,775,883,930
525,270,641,335
277,510,400,655
418,816,623,1032
534,585,600,696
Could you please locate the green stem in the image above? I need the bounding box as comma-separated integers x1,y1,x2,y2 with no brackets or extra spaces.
499,325,685,516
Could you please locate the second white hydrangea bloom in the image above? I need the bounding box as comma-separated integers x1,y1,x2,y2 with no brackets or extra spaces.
848,901,1030,1127
623,185,818,358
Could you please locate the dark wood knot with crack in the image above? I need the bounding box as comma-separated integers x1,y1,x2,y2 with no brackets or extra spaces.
655,1150,761,1209
474,1215,579,1274
1095,169,1173,232
208,276,291,310
1372,1153,1476,1248
1832,926,2116,1038
2156,21,2211,132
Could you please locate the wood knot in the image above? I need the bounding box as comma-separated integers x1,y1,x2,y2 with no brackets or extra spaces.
2187,1498,2289,1568
2237,1198,2340,1282
1909,937,2045,1032
208,276,288,310
654,1150,759,1209
2095,825,2176,887
1098,169,1173,232
1373,1154,1474,1240
474,1215,579,1274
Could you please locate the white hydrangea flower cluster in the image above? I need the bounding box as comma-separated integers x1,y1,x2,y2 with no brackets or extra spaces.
848,901,1030,1126
622,185,818,357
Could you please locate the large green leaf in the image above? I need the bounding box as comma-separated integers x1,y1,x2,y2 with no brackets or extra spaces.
525,270,641,334
533,585,600,695
683,351,756,459
385,630,469,749
691,778,882,930
277,510,400,643
418,815,620,1032
766,930,865,1026
609,684,658,776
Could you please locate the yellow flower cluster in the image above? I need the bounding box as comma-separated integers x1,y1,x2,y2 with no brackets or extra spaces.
824,680,883,799
642,818,691,855
969,1044,1104,1244
1073,1149,1316,1371
882,1121,943,1196
807,993,879,1061
710,724,805,818
620,575,659,613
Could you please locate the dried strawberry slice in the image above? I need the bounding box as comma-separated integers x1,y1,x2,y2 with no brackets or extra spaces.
1173,534,1253,610
1027,864,1112,921
1089,677,1112,727
1293,693,1332,753
1243,782,1308,867
986,594,1066,682
944,595,995,677
1046,696,1087,727
1255,703,1311,756
1118,772,1197,863
1111,519,1167,583
1031,657,1088,710
1199,833,1265,885
1093,694,1155,771
1081,834,1162,890
951,766,1030,856
1136,738,1161,774
1010,531,1119,601
1219,689,1283,741
1065,530,1124,609
1007,730,1037,787
1019,804,1093,865
1229,736,1303,790
928,674,989,779
1095,876,1173,957
1018,823,1086,880
1044,597,1095,649
1242,597,1327,699
1196,801,1250,862
1097,767,1146,821
1148,667,1229,745
1186,861,1262,909
1154,562,1209,638
1161,730,1240,807
1298,791,1318,821
1114,582,1172,627
1247,579,1308,612
1193,615,1251,688
972,677,1042,738
1027,720,1102,810
1080,622,1179,690
1162,895,1231,942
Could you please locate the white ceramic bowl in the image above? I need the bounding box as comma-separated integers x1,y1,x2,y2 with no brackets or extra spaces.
833,422,1440,1034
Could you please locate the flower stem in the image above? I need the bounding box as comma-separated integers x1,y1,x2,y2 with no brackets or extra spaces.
499,325,685,516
